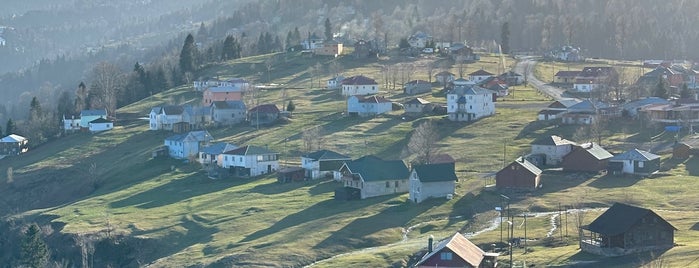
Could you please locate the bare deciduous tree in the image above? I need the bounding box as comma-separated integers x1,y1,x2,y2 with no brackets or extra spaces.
89,62,124,117
426,61,436,83
6,167,13,184
406,120,439,164
302,126,324,152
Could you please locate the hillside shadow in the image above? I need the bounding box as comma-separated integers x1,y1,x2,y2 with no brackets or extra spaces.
319,116,371,134
110,172,235,209
311,89,340,102
535,171,594,193
308,180,337,195
312,199,436,250
366,116,402,134
515,120,571,140
588,174,639,189
248,178,320,195
130,215,217,263
240,195,394,243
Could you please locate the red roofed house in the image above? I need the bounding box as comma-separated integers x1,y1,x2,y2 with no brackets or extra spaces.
248,104,280,126
341,75,379,96
347,95,392,116
415,233,498,268
554,71,581,84
469,69,494,83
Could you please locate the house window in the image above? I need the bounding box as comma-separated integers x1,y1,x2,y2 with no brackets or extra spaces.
386,181,390,188
395,181,399,187
638,161,644,168
440,252,452,260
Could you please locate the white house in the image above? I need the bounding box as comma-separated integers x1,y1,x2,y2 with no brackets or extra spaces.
62,114,81,132
469,69,494,83
446,82,495,122
0,134,29,156
301,149,352,180
301,33,324,50
79,109,107,128
211,100,246,125
88,118,114,133
347,95,392,117
219,145,279,177
199,142,237,166
409,162,457,203
408,31,431,48
530,135,577,166
341,75,379,96
327,74,345,90
338,155,410,199
149,106,184,131
608,149,661,176
164,130,213,159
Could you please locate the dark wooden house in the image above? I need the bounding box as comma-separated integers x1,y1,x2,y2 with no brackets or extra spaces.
415,233,498,268
580,203,676,256
561,143,613,172
495,157,542,190
277,167,305,183
672,142,692,159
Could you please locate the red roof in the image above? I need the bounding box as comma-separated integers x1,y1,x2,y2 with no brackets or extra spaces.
342,75,378,85
469,69,494,76
249,104,280,113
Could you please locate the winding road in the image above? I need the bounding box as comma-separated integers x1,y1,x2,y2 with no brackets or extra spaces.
514,57,578,101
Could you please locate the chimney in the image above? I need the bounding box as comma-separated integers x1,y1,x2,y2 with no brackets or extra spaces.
428,235,434,253
520,156,525,163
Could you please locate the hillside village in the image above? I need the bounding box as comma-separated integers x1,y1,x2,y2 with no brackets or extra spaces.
2,28,699,268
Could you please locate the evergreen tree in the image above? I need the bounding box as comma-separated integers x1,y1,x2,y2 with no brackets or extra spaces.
6,118,15,135
222,35,241,60
501,21,510,54
56,91,74,117
154,66,170,93
75,82,88,114
179,34,197,74
0,124,3,137
653,77,669,98
264,32,274,53
29,97,42,121
257,32,267,54
293,27,301,46
286,30,294,50
287,100,295,112
324,18,333,41
20,224,49,268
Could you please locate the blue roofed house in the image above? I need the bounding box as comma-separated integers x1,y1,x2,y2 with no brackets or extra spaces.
164,130,213,159
608,149,661,176
337,155,410,199
622,97,670,118
301,150,352,180
446,79,495,122
198,142,238,166
0,134,29,156
80,109,107,128
409,162,458,203
150,106,184,131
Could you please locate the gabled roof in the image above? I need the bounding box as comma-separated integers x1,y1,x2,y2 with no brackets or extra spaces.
184,105,212,116
162,105,184,115
548,99,582,108
575,143,613,160
413,163,457,182
89,118,112,124
341,155,409,182
165,130,213,142
469,69,494,76
212,100,246,110
302,150,351,161
342,75,378,85
356,95,390,103
610,149,660,161
622,97,670,111
416,233,488,267
205,85,242,93
81,109,107,117
568,100,608,113
223,145,278,156
532,135,576,146
404,98,430,105
0,134,27,143
451,85,494,96
583,203,677,236
249,104,280,113
506,157,542,175
201,142,238,155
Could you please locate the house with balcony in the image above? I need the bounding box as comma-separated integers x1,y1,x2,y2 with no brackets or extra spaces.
446,81,495,122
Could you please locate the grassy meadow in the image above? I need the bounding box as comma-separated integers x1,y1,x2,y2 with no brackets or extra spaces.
2,51,699,267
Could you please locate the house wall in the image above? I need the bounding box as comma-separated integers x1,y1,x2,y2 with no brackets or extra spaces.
63,118,81,131
436,75,455,85
149,111,160,130
301,157,320,178
0,141,28,155
562,149,608,172
470,75,492,82
361,179,409,199
80,115,105,128
405,84,432,95
405,103,427,115
89,122,113,132
573,83,600,92
213,108,245,125
203,90,243,105
347,97,391,116
623,214,675,249
165,140,184,159
495,164,540,190
531,144,572,166
409,174,455,203
341,84,378,96
417,248,474,268
446,92,495,122
220,153,278,176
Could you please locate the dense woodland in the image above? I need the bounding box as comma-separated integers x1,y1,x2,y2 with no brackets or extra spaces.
2,0,699,144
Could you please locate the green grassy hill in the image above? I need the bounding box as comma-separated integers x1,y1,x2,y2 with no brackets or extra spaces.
2,52,698,267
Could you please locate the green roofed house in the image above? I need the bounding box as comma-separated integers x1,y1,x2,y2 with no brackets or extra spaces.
580,203,676,256
301,150,352,180
336,155,409,200
409,162,458,203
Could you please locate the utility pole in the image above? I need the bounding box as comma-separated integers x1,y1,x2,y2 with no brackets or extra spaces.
524,212,528,254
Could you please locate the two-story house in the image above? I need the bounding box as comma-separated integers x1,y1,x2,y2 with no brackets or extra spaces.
337,155,409,199
149,106,185,131
469,69,494,83
530,135,577,166
164,130,213,160
347,95,392,117
409,162,457,203
301,149,352,180
199,142,237,166
211,100,246,125
341,75,379,96
202,85,243,106
446,82,495,122
219,145,279,177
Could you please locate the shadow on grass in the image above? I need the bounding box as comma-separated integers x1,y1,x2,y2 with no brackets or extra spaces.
312,198,437,251
248,178,330,195
311,89,340,102
109,172,235,209
308,180,337,195
239,195,395,243
130,215,218,262
587,174,639,189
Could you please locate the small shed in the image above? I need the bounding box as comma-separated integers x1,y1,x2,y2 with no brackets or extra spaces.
277,167,305,183
673,142,692,159
495,157,542,190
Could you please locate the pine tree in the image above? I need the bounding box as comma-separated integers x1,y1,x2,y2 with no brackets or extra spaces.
501,22,510,54
286,30,294,50
20,224,49,268
56,91,74,118
653,77,669,99
6,119,15,135
287,100,296,112
222,35,240,60
179,34,197,74
399,38,410,49
29,97,42,122
75,82,88,113
324,18,333,41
